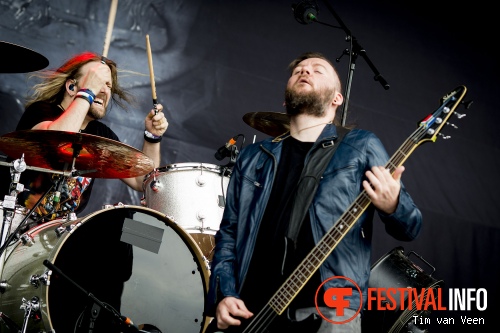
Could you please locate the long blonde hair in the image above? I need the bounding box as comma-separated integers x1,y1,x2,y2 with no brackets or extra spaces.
25,52,133,110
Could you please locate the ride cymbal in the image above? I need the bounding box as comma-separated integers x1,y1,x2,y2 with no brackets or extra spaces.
242,111,290,137
0,130,155,179
0,41,49,73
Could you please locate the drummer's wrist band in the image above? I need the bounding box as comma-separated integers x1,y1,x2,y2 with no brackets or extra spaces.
75,89,95,105
144,130,162,143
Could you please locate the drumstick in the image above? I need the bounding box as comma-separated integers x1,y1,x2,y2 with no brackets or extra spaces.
102,0,119,58
146,34,159,114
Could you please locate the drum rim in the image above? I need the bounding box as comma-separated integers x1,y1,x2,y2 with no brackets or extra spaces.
144,162,228,178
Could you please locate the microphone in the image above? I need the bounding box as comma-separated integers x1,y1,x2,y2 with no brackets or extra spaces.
214,136,237,161
121,315,140,332
292,1,319,24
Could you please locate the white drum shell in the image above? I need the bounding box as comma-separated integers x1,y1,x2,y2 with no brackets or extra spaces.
143,163,230,236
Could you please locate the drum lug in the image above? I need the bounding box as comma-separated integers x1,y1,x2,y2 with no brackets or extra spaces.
196,211,206,222
150,179,163,192
20,296,42,325
20,233,34,246
0,280,10,294
30,270,51,288
55,225,67,236
196,175,207,186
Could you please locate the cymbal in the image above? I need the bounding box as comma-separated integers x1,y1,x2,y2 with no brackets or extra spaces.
242,112,290,137
0,130,155,179
0,41,49,73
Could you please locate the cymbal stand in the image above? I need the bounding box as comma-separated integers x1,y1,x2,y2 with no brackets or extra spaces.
0,156,73,278
0,154,27,280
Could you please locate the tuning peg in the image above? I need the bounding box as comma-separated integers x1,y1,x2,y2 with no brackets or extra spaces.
461,100,473,109
446,122,458,129
454,112,466,119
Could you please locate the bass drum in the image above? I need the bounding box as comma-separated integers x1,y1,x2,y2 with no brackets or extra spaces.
0,205,209,333
142,163,231,263
362,247,444,333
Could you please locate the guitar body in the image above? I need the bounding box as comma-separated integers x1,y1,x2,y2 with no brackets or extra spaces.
204,312,322,333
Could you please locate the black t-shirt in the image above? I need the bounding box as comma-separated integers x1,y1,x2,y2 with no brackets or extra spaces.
240,137,323,313
0,101,119,219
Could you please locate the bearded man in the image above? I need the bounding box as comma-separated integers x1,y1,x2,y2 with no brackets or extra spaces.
205,52,422,333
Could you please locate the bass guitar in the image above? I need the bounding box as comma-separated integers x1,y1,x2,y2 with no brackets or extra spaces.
206,86,469,333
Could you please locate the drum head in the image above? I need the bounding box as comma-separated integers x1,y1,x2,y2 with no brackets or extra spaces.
0,205,209,333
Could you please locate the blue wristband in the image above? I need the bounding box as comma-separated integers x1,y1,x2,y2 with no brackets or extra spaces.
75,89,95,104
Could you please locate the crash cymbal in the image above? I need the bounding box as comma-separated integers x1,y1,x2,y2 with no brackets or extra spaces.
242,111,290,137
0,130,155,179
0,41,49,73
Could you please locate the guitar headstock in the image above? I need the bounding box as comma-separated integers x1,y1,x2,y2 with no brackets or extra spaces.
416,85,469,145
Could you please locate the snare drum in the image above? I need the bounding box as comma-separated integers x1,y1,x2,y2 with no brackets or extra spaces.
0,205,209,333
142,163,230,262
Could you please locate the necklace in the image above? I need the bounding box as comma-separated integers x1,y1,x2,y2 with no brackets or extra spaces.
272,120,333,142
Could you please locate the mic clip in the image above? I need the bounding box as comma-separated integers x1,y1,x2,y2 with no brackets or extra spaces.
292,1,319,25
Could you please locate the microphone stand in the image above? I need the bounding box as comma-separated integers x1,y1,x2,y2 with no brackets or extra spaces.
43,259,144,333
318,0,390,126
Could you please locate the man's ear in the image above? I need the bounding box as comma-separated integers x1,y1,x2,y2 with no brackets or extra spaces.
67,79,76,94
332,92,343,106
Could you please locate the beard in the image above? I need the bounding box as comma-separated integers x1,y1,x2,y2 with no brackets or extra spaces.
88,103,107,120
284,86,335,117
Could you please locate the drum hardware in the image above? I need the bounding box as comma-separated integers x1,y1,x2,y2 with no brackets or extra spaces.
20,296,42,332
0,280,9,293
29,271,51,289
0,176,58,253
150,178,162,192
0,155,58,284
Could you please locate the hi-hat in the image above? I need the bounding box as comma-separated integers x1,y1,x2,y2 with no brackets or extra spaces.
243,111,290,137
0,130,155,179
0,41,49,73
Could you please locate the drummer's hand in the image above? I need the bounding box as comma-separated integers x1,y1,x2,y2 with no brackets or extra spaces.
78,61,112,96
145,103,168,137
215,296,253,330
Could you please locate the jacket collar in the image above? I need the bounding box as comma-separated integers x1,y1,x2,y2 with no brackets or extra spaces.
259,123,339,154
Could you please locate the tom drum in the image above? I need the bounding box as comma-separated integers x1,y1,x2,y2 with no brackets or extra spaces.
142,163,230,262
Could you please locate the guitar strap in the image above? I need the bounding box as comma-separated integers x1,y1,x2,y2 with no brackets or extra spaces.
286,126,350,247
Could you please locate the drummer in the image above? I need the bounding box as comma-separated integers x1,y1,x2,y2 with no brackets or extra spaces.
0,51,168,222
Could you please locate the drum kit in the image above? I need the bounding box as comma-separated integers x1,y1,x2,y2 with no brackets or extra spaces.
0,43,291,333
0,42,440,332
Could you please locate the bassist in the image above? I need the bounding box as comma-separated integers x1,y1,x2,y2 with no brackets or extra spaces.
205,52,422,333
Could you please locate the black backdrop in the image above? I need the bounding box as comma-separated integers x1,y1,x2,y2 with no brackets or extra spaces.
0,0,498,332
